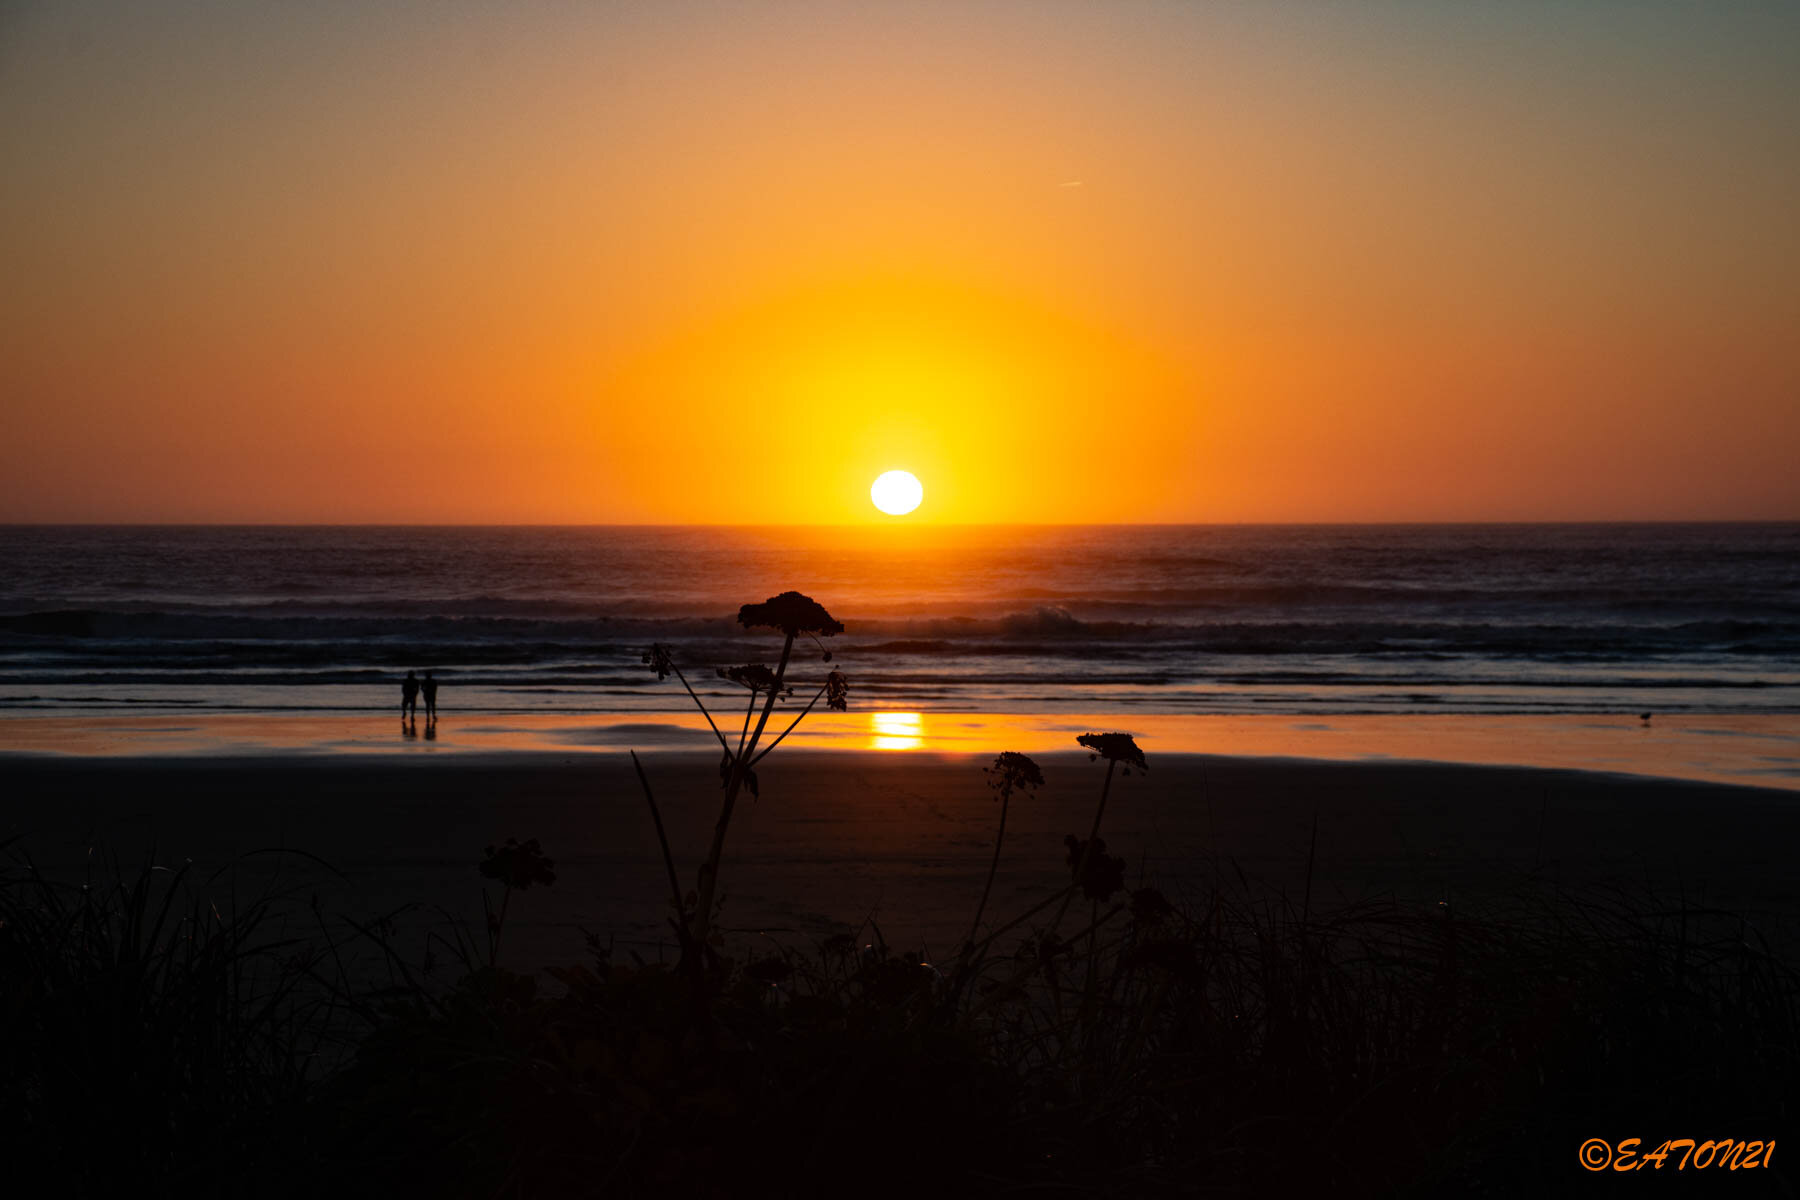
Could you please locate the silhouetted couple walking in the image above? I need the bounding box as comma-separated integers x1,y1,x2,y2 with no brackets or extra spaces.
401,670,439,727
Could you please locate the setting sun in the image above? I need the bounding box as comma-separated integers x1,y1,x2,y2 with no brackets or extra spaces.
870,470,924,516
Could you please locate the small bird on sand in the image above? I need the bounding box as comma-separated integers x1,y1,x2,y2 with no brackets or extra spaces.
1639,712,1653,725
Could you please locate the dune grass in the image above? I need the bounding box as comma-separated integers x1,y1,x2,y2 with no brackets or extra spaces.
5,813,1795,1197
0,841,353,1192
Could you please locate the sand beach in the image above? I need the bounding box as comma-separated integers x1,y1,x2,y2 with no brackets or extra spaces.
8,744,1797,966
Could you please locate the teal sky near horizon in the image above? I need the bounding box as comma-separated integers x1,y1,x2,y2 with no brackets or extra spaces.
2,1,1797,523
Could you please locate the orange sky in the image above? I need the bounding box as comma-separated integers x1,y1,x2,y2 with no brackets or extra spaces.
3,1,1797,523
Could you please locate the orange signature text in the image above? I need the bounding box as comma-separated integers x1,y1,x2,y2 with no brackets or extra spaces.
1580,1139,1775,1172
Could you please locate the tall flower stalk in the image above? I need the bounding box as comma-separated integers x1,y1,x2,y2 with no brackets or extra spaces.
641,591,845,955
960,732,1147,1028
477,838,555,968
1050,732,1146,937
967,752,1043,950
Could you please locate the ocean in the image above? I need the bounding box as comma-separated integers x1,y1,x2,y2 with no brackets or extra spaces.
1,524,1796,719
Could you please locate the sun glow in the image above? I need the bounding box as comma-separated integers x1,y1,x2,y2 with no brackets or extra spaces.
871,470,924,516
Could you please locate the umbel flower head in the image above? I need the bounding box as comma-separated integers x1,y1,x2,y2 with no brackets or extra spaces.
984,751,1045,798
1077,731,1148,774
825,669,850,712
717,663,783,694
738,591,844,638
640,643,674,681
479,838,556,890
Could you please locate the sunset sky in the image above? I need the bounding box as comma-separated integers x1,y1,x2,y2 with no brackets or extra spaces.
3,1,1796,524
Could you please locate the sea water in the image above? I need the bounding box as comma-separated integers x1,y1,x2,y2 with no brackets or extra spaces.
1,523,1796,718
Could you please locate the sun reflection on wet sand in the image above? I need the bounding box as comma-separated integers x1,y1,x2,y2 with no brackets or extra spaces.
0,712,1796,790
868,712,924,751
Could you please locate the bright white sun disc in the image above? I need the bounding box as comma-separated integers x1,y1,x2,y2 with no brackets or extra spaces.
871,470,923,515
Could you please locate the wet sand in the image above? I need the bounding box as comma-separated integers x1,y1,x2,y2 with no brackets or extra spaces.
4,750,1797,966
2,710,1797,789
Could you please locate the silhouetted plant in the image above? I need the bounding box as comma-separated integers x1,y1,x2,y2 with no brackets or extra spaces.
0,845,343,1193
716,662,783,694
714,663,791,794
479,837,554,966
967,751,1044,950
1129,886,1174,926
11,764,1800,1199
737,590,845,638
1063,834,1126,903
1053,732,1147,937
1076,730,1147,773
640,643,674,681
478,837,556,891
639,591,847,954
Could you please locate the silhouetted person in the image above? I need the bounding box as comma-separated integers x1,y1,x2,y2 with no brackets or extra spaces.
402,670,420,721
422,670,439,721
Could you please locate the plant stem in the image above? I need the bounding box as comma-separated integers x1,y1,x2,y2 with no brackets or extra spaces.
967,787,1011,950
963,902,1124,1023
968,884,1075,959
736,690,757,759
749,682,828,767
630,750,689,947
669,662,733,756
1051,758,1117,937
691,632,794,949
488,886,512,967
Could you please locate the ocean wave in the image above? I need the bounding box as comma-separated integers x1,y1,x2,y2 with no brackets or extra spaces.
3,521,1797,717
6,605,1796,641
4,609,1799,685
1,667,1788,694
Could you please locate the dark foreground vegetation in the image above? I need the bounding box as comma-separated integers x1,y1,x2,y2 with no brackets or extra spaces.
3,822,1796,1197
4,606,1794,1195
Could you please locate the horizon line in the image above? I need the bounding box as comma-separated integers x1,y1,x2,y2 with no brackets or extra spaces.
4,518,1797,530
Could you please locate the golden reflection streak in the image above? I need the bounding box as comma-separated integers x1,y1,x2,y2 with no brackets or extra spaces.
868,711,924,751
